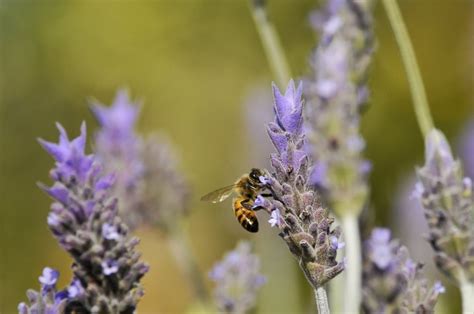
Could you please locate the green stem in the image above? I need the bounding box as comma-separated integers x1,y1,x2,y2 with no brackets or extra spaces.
341,214,361,313
315,286,330,314
459,273,474,314
167,224,209,304
382,0,434,138
249,0,292,88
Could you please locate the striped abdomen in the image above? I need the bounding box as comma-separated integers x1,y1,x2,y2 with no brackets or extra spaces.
233,197,259,233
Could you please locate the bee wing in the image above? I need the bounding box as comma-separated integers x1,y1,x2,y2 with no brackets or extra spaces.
200,184,237,203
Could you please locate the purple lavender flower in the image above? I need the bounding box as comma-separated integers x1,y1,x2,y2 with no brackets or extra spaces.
18,268,70,314
415,129,474,283
304,0,374,217
362,228,444,313
256,80,344,290
209,241,266,313
91,91,190,231
38,267,59,291
37,122,149,313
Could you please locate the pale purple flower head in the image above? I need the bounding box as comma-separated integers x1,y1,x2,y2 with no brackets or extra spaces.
35,122,149,313
268,209,282,228
102,260,119,276
102,223,121,241
209,242,265,313
255,81,344,289
304,0,373,217
67,279,85,299
92,90,190,231
39,267,59,291
416,129,474,283
363,228,444,313
366,228,394,270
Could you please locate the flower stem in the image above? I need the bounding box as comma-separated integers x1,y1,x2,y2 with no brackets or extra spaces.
315,286,330,314
382,0,434,138
459,273,474,314
167,224,208,304
341,214,361,313
249,0,292,88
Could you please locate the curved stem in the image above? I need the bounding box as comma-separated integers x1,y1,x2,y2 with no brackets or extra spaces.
249,0,292,88
382,0,434,138
341,214,361,313
315,286,330,314
459,273,474,314
167,224,209,304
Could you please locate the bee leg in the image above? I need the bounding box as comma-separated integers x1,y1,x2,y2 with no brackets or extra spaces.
242,198,265,211
259,193,272,197
240,198,253,210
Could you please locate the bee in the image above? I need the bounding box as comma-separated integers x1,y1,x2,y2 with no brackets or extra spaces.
201,168,266,233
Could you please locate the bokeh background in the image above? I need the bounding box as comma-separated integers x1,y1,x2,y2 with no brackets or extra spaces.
1,0,472,313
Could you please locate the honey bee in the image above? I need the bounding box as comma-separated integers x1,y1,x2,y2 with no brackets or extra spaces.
201,168,266,233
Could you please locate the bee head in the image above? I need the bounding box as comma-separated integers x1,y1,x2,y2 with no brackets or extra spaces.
249,168,263,183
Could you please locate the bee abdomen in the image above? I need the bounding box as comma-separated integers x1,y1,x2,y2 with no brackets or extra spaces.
233,198,259,233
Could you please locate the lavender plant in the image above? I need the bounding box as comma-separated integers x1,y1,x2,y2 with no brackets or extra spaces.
22,122,149,313
362,228,444,313
304,0,374,310
209,241,266,314
91,90,190,231
254,80,344,313
415,129,474,311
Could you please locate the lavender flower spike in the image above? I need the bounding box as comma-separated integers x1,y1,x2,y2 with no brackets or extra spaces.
362,228,443,313
257,81,344,307
38,122,149,313
91,90,190,232
91,90,144,229
209,241,265,314
305,0,373,217
416,129,474,301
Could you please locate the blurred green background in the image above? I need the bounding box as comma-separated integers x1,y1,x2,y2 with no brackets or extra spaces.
0,0,472,313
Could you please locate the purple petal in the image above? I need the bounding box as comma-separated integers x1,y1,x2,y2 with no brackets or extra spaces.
38,139,65,162
95,174,115,190
102,260,119,276
47,184,69,204
39,267,59,286
267,122,288,154
434,281,446,294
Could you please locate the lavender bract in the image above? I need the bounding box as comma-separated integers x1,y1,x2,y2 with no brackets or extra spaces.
362,228,444,313
209,241,265,314
305,0,374,217
257,80,344,289
37,122,149,313
92,90,190,232
415,129,474,283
